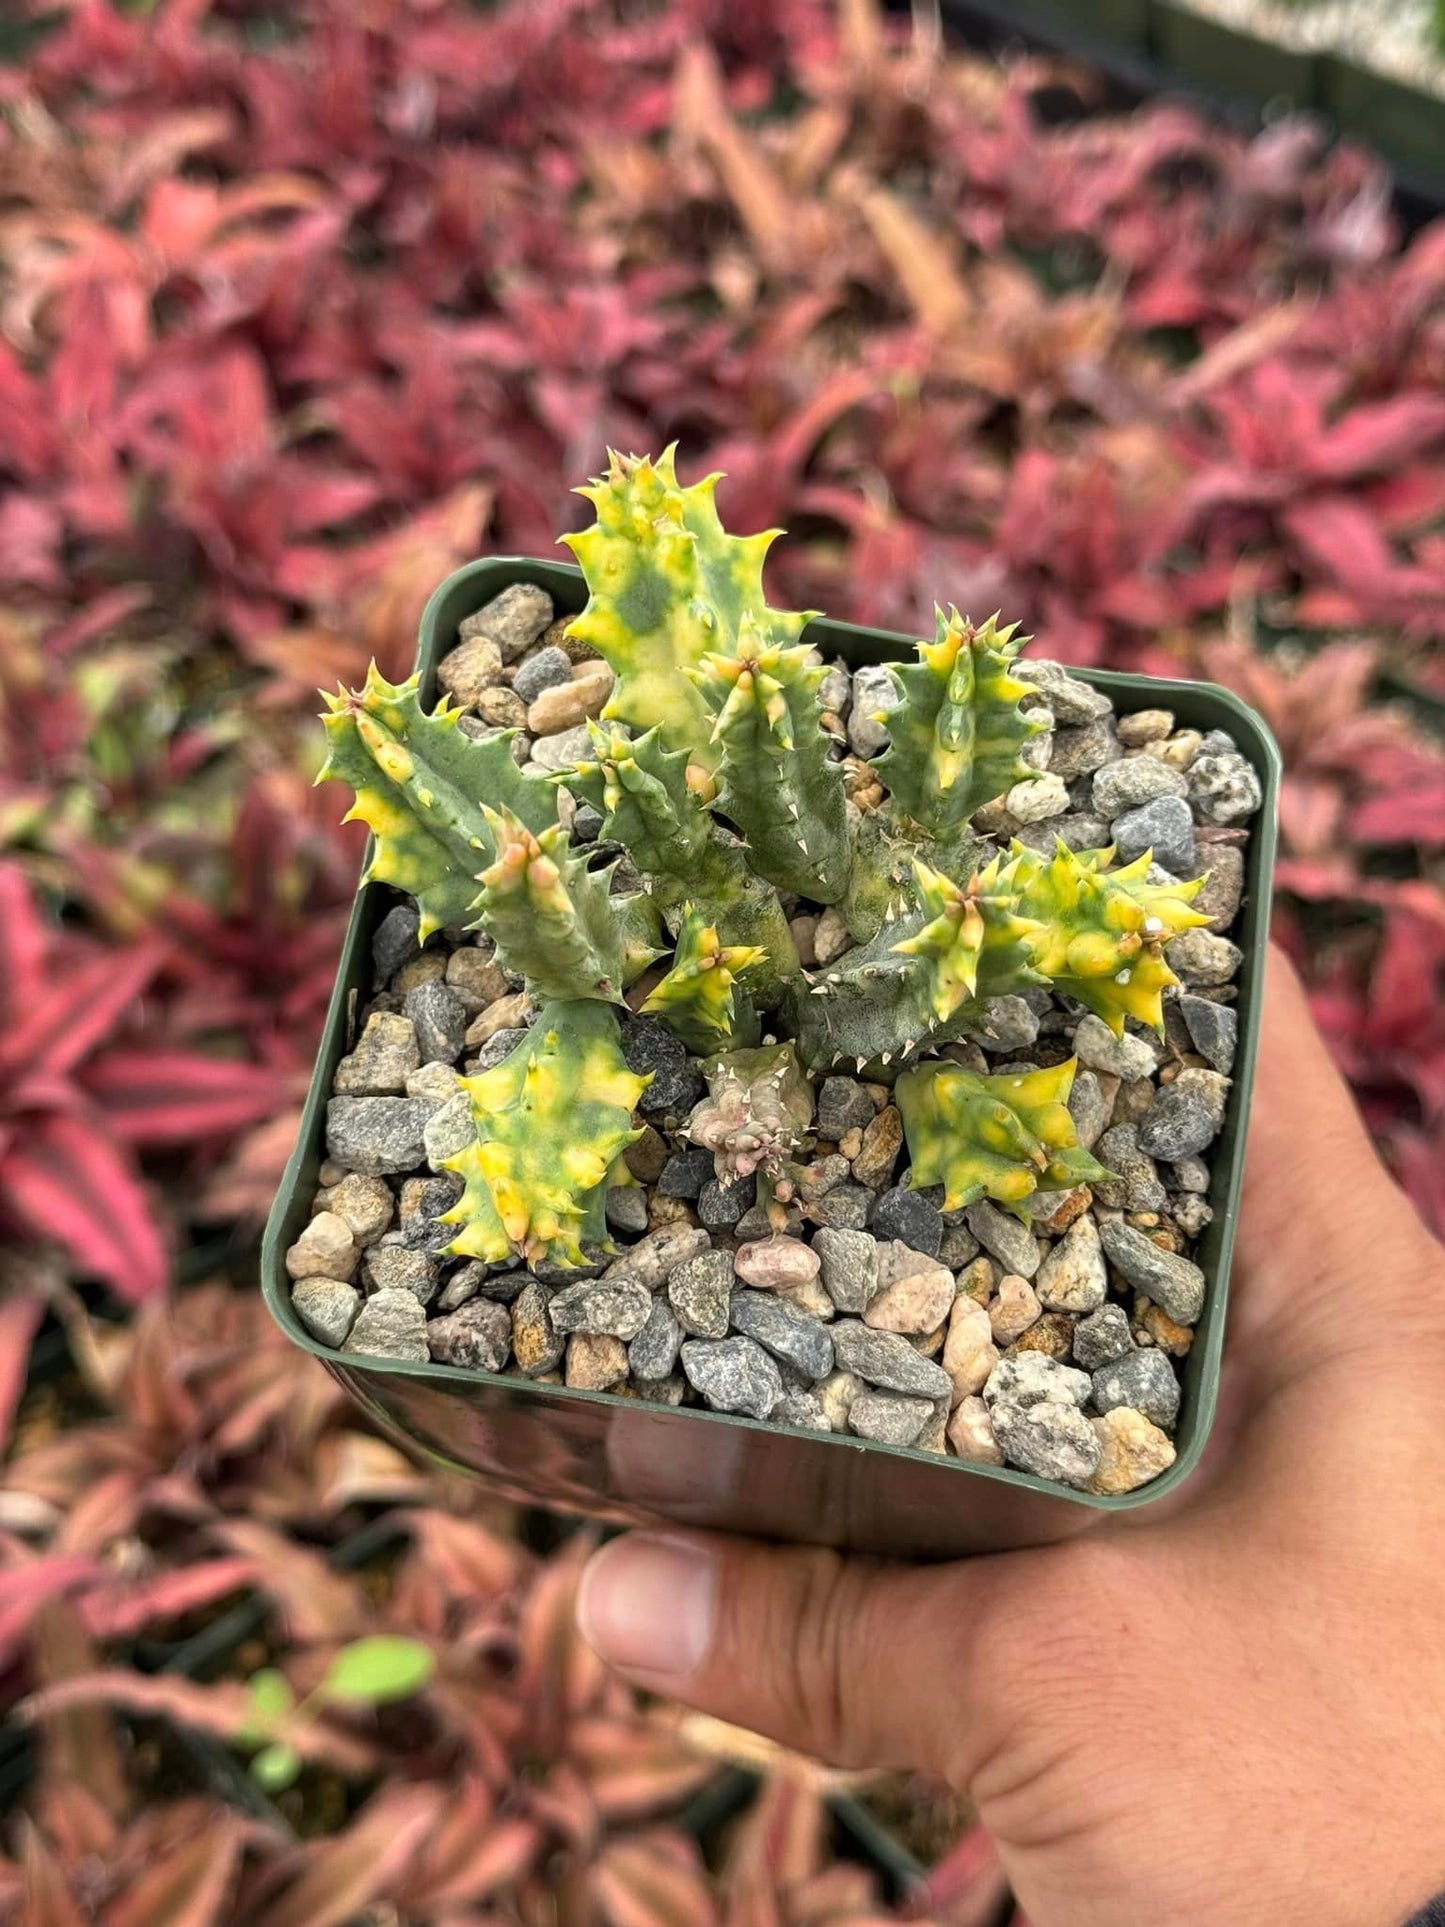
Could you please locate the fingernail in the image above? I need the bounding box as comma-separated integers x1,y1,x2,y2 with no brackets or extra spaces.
577,1534,716,1679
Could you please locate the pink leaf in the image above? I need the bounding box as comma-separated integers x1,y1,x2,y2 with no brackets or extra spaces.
1,1112,169,1302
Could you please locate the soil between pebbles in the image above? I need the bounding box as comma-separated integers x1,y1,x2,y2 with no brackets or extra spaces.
288,585,1264,1497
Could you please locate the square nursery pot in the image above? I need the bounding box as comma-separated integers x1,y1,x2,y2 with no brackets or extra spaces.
262,557,1280,1561
1147,0,1322,111
1320,56,1445,180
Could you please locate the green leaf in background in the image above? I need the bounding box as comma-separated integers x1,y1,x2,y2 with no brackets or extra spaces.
237,1667,295,1745
319,1635,436,1706
251,1742,303,1791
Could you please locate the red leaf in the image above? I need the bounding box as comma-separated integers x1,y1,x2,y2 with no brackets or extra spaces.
78,1050,285,1145
103,1821,243,1927
0,1293,44,1454
1308,394,1445,481
0,943,164,1086
80,1558,256,1642
2,1112,169,1302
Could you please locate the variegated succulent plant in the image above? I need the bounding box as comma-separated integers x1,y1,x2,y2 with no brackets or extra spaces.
320,448,1211,1272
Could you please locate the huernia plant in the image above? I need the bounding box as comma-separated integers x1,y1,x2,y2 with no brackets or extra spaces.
320,448,1210,1272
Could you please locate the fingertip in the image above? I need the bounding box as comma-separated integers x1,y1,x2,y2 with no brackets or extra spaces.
577,1532,718,1682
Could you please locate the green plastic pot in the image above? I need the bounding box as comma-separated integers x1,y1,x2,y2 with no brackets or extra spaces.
1322,56,1445,175
1147,1,1321,108
261,557,1280,1561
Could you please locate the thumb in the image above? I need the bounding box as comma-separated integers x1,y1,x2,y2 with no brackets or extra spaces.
577,1528,1015,1782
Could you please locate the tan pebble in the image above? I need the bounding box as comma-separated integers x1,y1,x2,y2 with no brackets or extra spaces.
393,953,448,995
788,915,819,969
780,1274,836,1321
566,1333,630,1391
958,1256,998,1306
1145,729,1203,770
816,1369,864,1431
1032,1185,1093,1235
526,661,613,735
317,1159,346,1187
465,990,531,1046
445,945,510,1013
1116,708,1173,747
838,1127,864,1160
912,1323,946,1357
733,1236,820,1290
947,1394,1005,1465
286,1210,359,1283
1137,1302,1194,1356
476,686,527,730
865,1260,956,1335
623,1125,669,1185
1004,1312,1073,1361
550,617,598,664
1088,1406,1176,1494
942,1298,999,1402
852,1105,903,1187
988,1274,1042,1345
813,906,852,966
648,1195,694,1228
436,635,505,707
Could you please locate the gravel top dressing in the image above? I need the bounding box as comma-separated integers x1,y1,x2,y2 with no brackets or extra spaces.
288,474,1266,1501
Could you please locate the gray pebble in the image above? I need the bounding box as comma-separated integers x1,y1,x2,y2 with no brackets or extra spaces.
658,1146,714,1199
812,1227,881,1313
1179,994,1238,1074
1111,795,1196,876
1067,1067,1110,1151
363,1244,439,1305
969,995,1040,1054
965,1202,1041,1278
511,1281,564,1376
334,1012,422,1096
636,1373,687,1406
531,1252,603,1285
1167,930,1243,988
1137,1084,1219,1161
871,1186,943,1257
736,1201,802,1241
571,803,603,844
1072,1303,1134,1371
529,724,594,774
470,1027,528,1073
1174,1193,1214,1238
404,981,468,1064
1072,1013,1158,1081
667,1249,735,1338
809,1183,873,1231
619,1015,706,1117
1015,811,1112,855
326,1096,437,1177
423,1090,476,1168
848,663,897,756
1093,1124,1166,1214
342,1287,428,1361
1188,752,1262,825
1193,845,1245,928
459,582,554,660
512,644,572,705
603,1223,710,1290
991,1399,1101,1487
939,1222,981,1269
436,1260,488,1312
848,1390,935,1447
984,1352,1092,1409
1099,1220,1205,1326
371,903,421,984
292,1278,360,1348
1014,659,1112,725
815,1076,877,1140
772,1390,832,1432
427,1298,512,1372
729,1290,834,1380
698,1174,756,1231
605,1186,650,1236
1092,1349,1181,1430
1048,718,1121,778
1169,1154,1211,1194
681,1336,783,1418
629,1298,684,1381
1093,757,1187,818
549,1275,652,1341
830,1321,952,1399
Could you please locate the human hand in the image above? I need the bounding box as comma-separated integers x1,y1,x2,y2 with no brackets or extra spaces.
576,949,1445,1927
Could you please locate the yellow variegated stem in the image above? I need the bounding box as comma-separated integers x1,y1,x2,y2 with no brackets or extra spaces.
1001,840,1210,1034
317,664,555,940
873,607,1045,839
472,808,629,1004
560,445,812,763
896,1057,1113,1218
641,905,764,1054
442,1000,648,1271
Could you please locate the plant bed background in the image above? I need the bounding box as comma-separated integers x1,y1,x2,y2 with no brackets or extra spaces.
1,0,1442,1917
